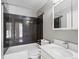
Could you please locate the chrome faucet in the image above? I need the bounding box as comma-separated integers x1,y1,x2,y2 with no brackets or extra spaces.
63,41,69,49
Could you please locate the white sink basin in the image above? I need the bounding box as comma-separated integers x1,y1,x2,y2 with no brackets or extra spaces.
51,47,73,57
40,44,78,59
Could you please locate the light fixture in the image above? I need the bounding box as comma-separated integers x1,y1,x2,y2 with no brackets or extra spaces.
26,21,30,24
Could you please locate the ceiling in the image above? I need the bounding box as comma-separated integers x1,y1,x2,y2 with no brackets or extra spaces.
4,0,49,12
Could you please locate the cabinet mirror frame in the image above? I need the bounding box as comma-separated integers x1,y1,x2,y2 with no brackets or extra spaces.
52,0,73,30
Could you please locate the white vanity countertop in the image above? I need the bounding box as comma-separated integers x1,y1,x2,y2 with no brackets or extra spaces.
40,44,78,59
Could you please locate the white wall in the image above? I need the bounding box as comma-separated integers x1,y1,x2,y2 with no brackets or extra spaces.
43,8,78,44
5,4,37,17
1,4,4,59
72,9,78,29
37,0,78,44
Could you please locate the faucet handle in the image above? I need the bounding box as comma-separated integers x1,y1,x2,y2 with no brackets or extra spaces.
63,42,68,44
63,41,69,49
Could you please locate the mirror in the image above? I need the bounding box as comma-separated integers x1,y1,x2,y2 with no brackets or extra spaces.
53,0,71,29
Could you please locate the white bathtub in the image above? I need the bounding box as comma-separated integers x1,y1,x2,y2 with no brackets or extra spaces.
4,43,40,59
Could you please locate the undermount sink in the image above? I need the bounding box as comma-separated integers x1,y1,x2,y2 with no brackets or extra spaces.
50,47,73,57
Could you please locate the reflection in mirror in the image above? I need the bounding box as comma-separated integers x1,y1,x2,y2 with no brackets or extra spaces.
54,16,62,28
54,0,71,29
19,23,23,38
19,23,23,43
15,22,23,43
6,22,12,38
